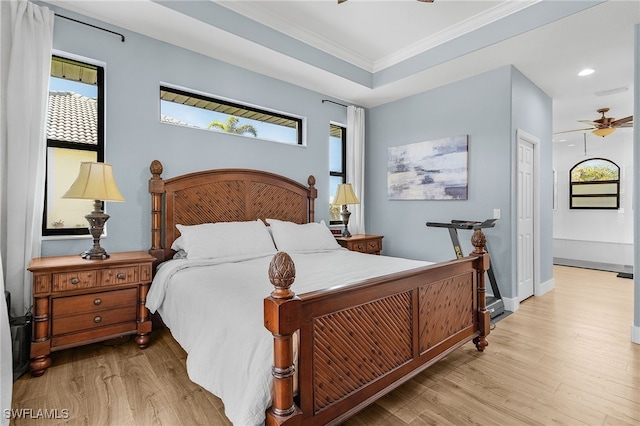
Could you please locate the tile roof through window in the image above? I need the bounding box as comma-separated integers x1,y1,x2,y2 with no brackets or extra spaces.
160,114,193,127
47,91,97,145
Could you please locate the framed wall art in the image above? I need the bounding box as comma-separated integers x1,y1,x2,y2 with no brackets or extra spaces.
387,135,468,200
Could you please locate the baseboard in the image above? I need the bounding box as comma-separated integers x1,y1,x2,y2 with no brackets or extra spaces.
632,324,640,345
536,277,555,297
502,296,519,313
553,258,633,274
504,277,555,313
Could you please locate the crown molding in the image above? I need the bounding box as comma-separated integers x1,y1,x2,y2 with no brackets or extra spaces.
217,0,540,73
373,0,540,72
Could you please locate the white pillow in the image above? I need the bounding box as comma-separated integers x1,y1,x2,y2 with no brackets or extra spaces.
171,236,184,251
266,219,341,252
175,219,276,260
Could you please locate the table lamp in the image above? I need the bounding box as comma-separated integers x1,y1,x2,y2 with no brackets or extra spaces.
63,162,125,260
333,183,360,237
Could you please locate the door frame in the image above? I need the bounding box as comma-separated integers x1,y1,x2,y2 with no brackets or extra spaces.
516,129,541,301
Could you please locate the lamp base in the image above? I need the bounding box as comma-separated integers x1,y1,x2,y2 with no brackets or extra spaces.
80,248,110,260
81,200,110,260
340,206,352,238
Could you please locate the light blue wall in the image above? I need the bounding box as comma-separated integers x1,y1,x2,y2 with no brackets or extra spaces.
41,6,347,257
367,66,552,300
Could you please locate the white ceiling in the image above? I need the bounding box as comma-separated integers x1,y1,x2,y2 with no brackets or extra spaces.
44,0,640,144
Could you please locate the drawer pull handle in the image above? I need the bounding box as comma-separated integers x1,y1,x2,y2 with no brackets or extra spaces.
116,273,126,280
70,278,79,285
357,244,364,249
93,298,102,306
93,316,102,323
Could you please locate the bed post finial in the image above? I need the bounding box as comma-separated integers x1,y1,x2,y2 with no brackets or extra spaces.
265,252,303,424
470,228,490,351
471,228,486,254
150,159,163,177
268,252,296,299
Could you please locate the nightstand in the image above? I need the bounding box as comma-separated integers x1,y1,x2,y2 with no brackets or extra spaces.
335,234,383,255
27,251,155,377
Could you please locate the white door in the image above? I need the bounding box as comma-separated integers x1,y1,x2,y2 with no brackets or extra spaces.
517,137,535,301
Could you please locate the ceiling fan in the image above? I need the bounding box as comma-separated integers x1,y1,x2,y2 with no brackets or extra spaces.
555,107,633,137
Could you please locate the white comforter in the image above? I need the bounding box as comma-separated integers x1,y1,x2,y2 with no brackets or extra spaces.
146,249,430,425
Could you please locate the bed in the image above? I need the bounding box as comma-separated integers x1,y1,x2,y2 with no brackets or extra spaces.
146,160,490,425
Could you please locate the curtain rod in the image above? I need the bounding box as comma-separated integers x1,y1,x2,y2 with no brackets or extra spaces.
322,99,348,108
55,13,125,42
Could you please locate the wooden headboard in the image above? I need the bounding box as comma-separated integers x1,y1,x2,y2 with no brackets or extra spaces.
148,160,317,264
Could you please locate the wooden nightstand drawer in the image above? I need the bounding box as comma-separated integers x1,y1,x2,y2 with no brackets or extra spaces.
101,266,139,286
365,239,381,253
53,288,137,316
52,305,136,335
351,242,368,253
51,323,138,348
53,270,98,292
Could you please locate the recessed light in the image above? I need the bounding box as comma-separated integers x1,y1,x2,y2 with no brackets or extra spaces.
578,68,595,77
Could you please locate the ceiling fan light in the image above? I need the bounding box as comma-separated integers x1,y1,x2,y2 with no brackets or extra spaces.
578,68,595,77
592,127,615,137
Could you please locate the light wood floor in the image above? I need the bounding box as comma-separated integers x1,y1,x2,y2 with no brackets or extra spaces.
11,266,640,425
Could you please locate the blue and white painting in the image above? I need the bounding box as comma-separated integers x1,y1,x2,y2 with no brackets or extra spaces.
388,135,468,200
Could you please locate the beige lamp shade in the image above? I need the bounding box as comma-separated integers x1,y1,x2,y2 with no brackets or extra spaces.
592,127,616,137
63,162,125,202
333,183,360,205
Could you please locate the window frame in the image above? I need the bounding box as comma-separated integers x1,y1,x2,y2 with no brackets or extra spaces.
160,84,305,146
569,157,620,210
329,123,347,225
43,54,105,237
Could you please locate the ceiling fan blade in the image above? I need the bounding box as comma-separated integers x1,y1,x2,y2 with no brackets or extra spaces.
578,120,600,126
611,115,633,127
553,127,595,135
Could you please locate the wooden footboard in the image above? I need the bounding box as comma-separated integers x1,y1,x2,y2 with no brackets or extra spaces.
265,230,490,425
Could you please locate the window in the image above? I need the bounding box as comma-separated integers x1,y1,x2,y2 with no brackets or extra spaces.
160,85,304,145
329,123,346,223
569,158,620,209
43,56,104,236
